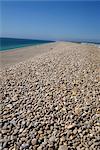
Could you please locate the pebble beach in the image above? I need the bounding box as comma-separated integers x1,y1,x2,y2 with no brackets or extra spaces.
0,42,100,150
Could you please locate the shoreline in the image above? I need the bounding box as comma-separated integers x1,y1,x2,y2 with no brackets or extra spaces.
0,42,55,52
1,40,100,52
0,42,99,68
0,42,79,68
0,42,57,68
0,38,55,51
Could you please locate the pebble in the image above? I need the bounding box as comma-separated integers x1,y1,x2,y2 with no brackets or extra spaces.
37,145,43,150
60,136,66,142
49,136,55,142
58,145,68,150
6,104,12,109
21,143,29,149
10,120,16,126
31,138,37,145
75,106,81,115
65,123,76,130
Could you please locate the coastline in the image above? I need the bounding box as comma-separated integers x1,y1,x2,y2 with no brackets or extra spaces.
0,42,56,68
0,42,81,68
0,41,99,68
0,37,54,51
0,43,40,51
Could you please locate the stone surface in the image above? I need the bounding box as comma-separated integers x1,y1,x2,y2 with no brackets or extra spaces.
1,42,100,149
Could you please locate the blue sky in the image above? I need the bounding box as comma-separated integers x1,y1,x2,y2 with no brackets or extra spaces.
0,1,100,42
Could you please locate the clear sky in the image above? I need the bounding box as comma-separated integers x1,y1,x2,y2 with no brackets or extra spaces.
0,1,100,42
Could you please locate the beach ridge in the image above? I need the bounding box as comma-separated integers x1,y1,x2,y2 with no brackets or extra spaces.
1,42,100,149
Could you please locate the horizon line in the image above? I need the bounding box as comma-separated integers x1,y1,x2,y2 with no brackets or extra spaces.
0,36,100,44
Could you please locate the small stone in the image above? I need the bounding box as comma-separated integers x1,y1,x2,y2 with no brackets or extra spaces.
31,138,37,145
22,120,26,125
65,123,76,130
58,145,68,150
19,128,23,133
60,136,65,142
3,142,8,148
44,138,48,143
37,145,43,150
61,107,66,112
47,130,51,134
72,88,77,96
38,130,43,134
21,143,29,149
69,135,75,140
55,106,59,110
49,136,55,142
73,128,77,134
34,122,38,127
21,121,26,128
52,130,57,136
2,129,8,134
6,104,12,109
21,137,27,142
0,144,2,150
42,141,47,147
75,106,81,115
96,108,100,114
11,148,16,150
10,120,16,126
13,129,18,135
12,95,18,101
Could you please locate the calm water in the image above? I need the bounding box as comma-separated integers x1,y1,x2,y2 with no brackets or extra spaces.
0,38,54,51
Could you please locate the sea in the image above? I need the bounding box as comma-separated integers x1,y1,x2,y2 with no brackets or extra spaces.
0,38,100,51
65,39,100,48
0,38,54,51
81,42,100,48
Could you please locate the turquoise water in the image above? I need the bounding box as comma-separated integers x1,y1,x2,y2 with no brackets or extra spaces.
0,38,54,51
